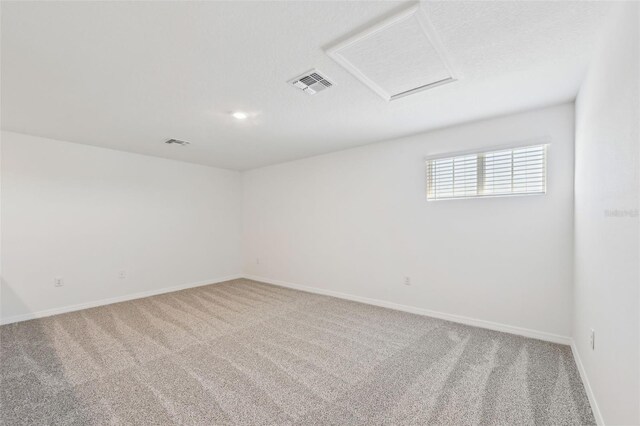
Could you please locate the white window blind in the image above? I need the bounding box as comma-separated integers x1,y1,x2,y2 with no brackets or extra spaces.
426,144,547,200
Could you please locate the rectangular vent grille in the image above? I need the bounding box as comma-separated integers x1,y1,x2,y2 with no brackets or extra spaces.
165,139,190,146
290,69,333,95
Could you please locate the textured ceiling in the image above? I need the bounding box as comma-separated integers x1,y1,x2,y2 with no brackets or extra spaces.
1,1,612,170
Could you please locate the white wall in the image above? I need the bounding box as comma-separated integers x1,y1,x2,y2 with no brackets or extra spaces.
573,3,639,425
0,131,242,323
243,103,575,340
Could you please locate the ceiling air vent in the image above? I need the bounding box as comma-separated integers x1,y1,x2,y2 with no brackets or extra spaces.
289,69,333,95
165,139,190,146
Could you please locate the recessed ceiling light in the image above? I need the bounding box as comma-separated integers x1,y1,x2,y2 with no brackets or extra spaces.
232,112,248,120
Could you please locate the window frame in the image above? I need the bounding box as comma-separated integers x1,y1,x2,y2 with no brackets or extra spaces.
425,142,548,201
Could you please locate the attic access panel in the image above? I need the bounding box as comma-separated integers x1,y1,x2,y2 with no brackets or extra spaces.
327,5,458,101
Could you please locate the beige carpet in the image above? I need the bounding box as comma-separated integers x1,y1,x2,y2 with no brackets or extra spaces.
1,279,594,425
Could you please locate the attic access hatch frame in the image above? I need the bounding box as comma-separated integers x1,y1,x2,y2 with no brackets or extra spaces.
326,4,459,102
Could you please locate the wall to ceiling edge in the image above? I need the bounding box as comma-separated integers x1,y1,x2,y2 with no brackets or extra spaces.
242,102,576,341
2,103,576,343
0,131,243,323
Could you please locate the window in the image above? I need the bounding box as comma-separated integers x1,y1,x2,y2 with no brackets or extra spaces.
426,144,547,200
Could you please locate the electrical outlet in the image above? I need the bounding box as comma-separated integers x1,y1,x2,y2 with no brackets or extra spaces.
404,276,411,286
590,329,595,350
54,277,64,287
118,270,127,280
256,258,260,265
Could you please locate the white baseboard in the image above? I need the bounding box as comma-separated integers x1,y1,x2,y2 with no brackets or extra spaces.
0,274,243,325
571,340,604,425
1,272,600,421
2,273,571,346
243,274,571,345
